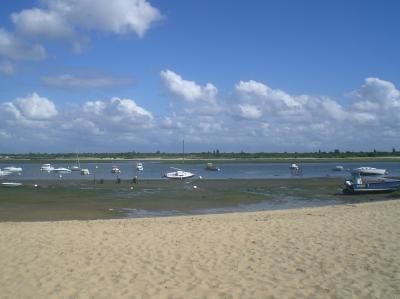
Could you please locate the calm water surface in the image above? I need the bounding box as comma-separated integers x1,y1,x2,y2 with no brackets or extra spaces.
1,161,400,181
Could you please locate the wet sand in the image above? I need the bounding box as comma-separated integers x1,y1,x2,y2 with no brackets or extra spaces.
1,199,399,298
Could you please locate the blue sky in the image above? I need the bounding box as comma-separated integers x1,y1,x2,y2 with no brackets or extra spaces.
1,0,400,153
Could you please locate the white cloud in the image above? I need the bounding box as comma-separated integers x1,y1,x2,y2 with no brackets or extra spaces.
110,97,153,120
235,104,262,120
0,28,46,60
42,74,133,88
1,78,400,152
11,8,74,40
15,93,58,120
83,101,106,115
11,0,162,41
160,69,218,103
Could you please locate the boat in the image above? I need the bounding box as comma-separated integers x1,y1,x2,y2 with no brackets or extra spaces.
205,162,220,171
163,168,196,180
164,140,195,180
3,166,23,173
52,167,72,174
40,164,55,172
136,162,144,171
111,166,121,174
0,169,12,177
351,167,387,176
343,172,400,194
332,165,344,171
1,182,22,187
80,168,90,175
290,163,302,175
70,153,81,171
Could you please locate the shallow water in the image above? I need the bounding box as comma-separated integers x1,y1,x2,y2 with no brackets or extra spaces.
1,161,400,181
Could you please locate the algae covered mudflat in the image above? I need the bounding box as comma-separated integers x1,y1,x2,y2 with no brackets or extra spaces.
0,178,398,222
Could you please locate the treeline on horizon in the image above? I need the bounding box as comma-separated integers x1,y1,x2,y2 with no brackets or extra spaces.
1,148,400,160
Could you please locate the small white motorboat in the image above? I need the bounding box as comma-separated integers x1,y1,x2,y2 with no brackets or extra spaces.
111,166,121,174
53,167,72,174
40,164,54,172
80,168,90,175
332,165,344,171
136,162,144,171
1,182,22,187
351,167,387,176
3,166,23,173
0,169,12,177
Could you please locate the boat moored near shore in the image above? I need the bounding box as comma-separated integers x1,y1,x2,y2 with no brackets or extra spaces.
351,167,388,176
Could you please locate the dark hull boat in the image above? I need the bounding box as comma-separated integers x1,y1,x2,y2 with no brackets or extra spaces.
343,173,400,194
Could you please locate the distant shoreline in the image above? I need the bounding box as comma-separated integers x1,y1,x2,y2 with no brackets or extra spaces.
2,156,400,163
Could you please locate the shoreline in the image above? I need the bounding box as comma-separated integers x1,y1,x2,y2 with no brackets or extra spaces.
1,199,399,298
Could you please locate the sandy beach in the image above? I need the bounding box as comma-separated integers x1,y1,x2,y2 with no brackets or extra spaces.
1,200,399,299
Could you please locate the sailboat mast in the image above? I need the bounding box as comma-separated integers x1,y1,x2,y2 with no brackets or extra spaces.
182,139,185,164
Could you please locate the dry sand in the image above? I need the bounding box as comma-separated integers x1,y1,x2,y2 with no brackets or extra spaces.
1,200,400,299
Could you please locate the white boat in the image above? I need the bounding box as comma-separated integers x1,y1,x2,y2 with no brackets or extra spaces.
136,162,144,171
111,166,121,174
164,168,196,180
0,169,12,177
70,153,81,171
1,182,22,187
40,164,55,172
290,163,299,170
332,165,344,171
53,167,72,174
164,140,196,180
351,167,387,176
205,162,220,171
80,168,90,175
3,166,23,173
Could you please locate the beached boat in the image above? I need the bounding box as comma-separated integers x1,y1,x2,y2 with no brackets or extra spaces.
343,173,400,194
111,166,121,174
136,162,144,171
205,162,220,171
351,167,387,176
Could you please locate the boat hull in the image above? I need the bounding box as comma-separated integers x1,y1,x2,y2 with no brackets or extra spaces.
343,180,400,194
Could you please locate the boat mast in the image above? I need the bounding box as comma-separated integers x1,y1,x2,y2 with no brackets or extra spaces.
182,139,185,165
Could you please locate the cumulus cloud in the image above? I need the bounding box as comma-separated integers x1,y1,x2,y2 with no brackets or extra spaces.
2,92,58,122
1,78,400,152
15,93,58,120
11,8,74,40
0,28,46,60
42,74,133,88
11,0,162,42
160,69,218,103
